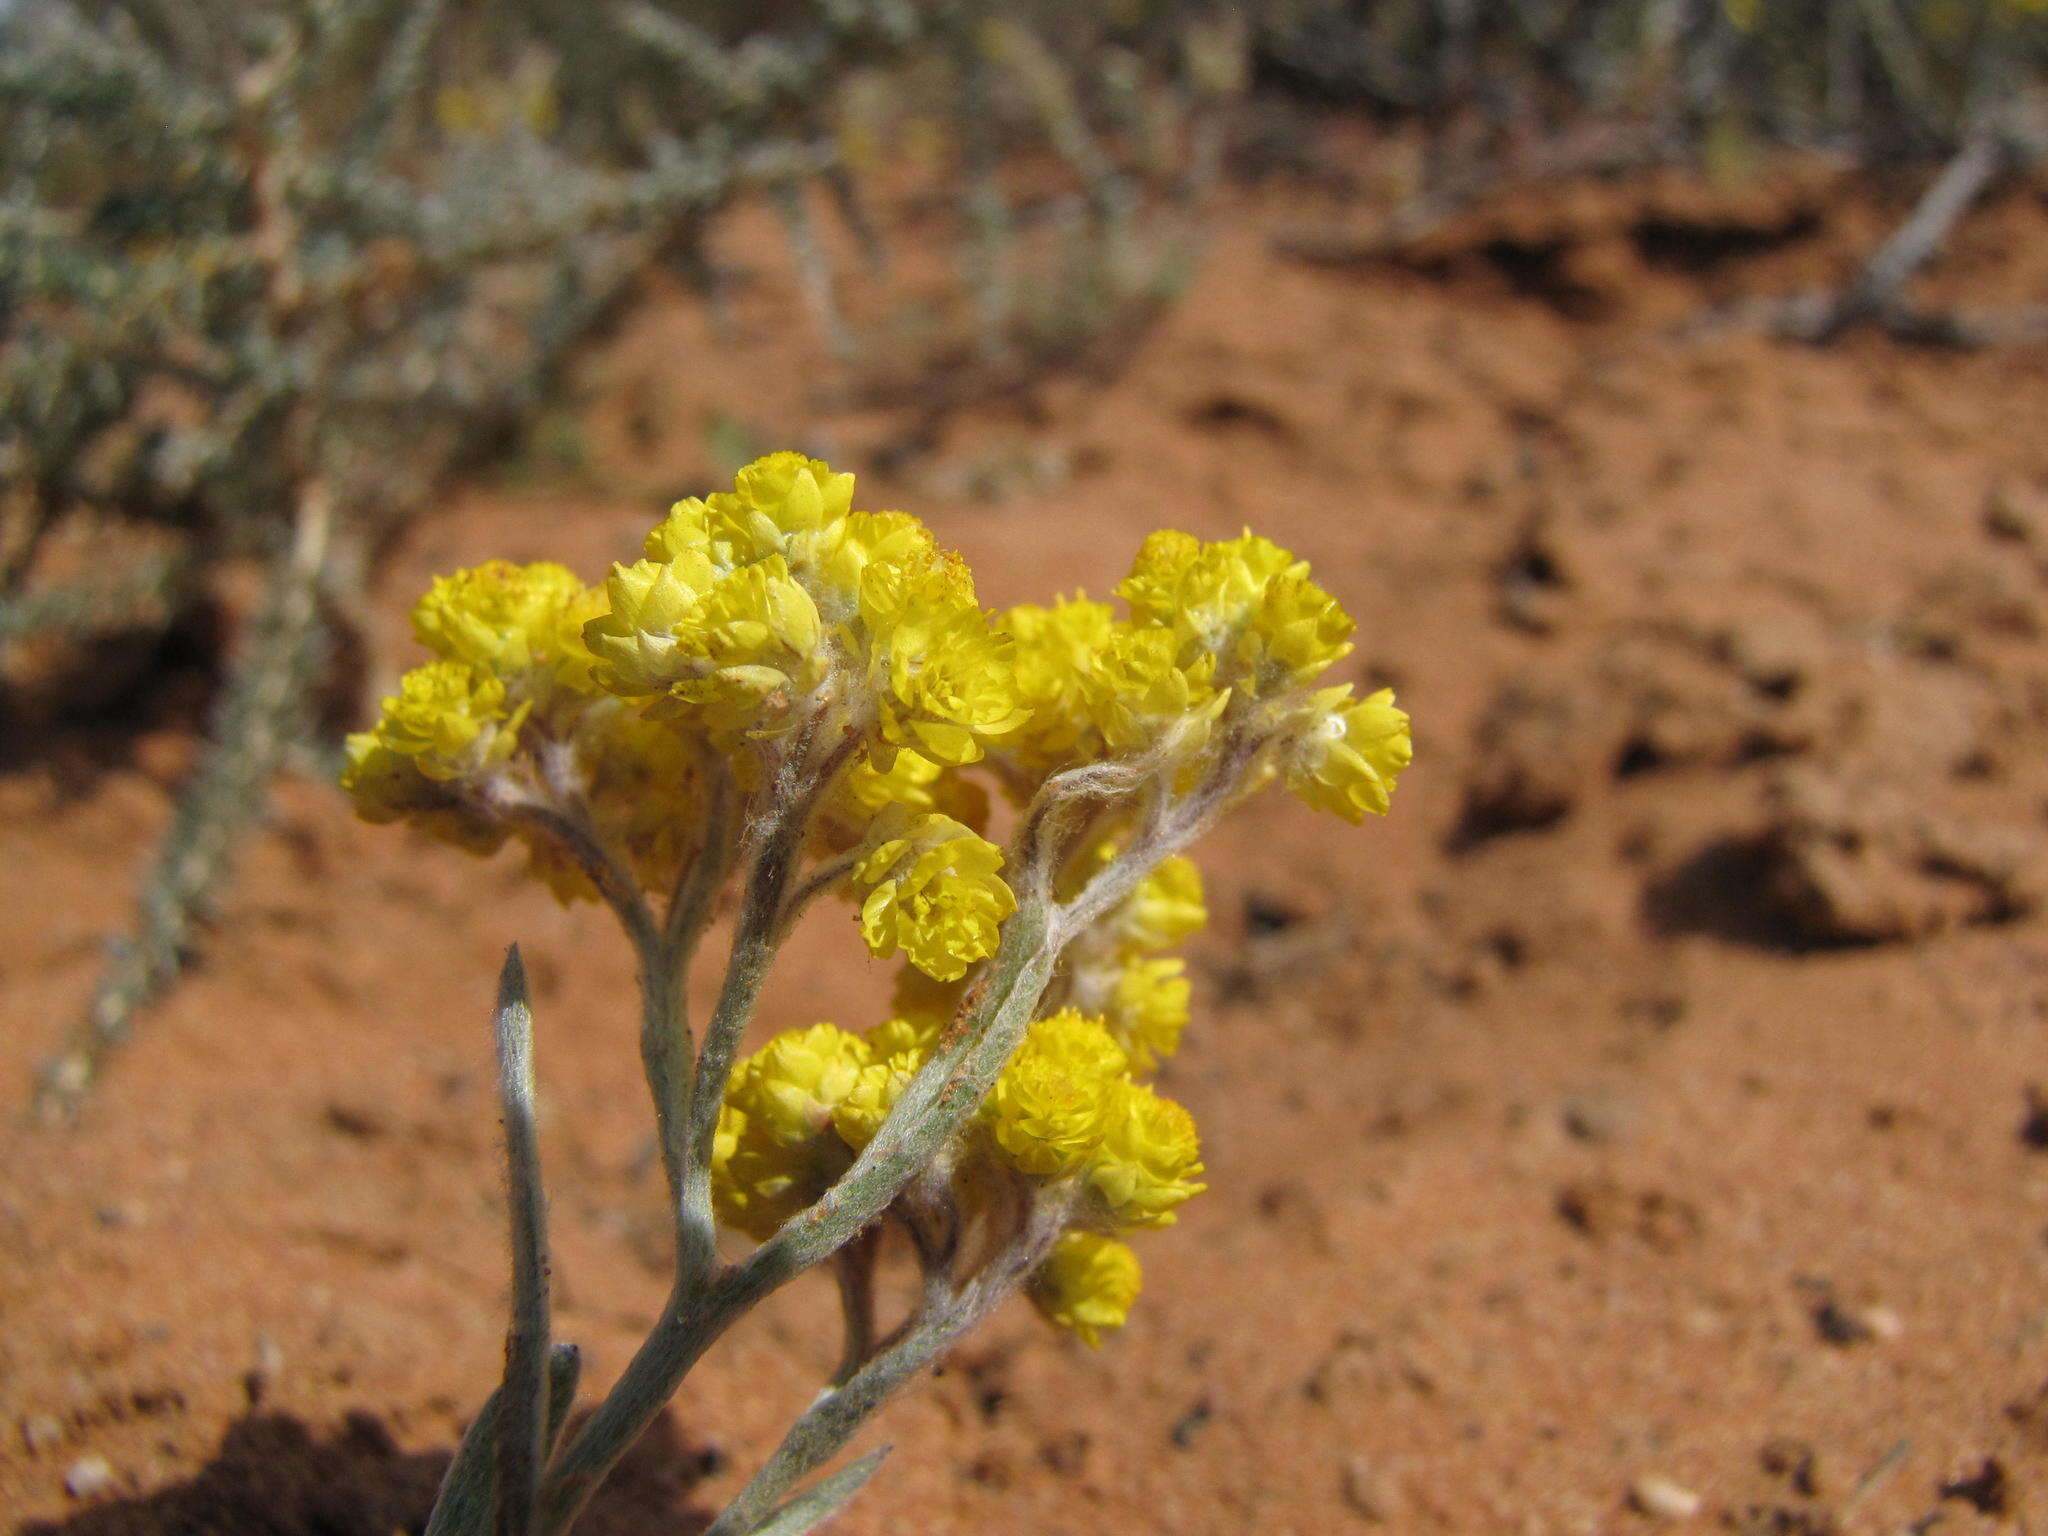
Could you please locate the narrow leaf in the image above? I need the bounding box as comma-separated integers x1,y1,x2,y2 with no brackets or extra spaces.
493,944,551,1536
743,1448,890,1536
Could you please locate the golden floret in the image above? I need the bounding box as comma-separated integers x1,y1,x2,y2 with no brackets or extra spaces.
984,1011,1129,1178
582,558,712,698
1029,1232,1142,1347
369,659,525,781
1117,529,1352,698
1103,956,1190,1072
997,595,1119,772
1084,622,1225,760
870,601,1028,768
411,559,593,678
1286,686,1412,822
714,1024,874,1239
1110,854,1208,955
853,811,1017,981
668,556,829,737
340,732,508,854
1088,1081,1206,1229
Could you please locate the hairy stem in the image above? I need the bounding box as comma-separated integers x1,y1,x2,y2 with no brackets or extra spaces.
828,1229,881,1388
640,760,736,1250
704,1194,1073,1536
538,894,1057,1534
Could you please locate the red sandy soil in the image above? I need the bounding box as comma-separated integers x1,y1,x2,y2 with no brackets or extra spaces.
7,163,2048,1536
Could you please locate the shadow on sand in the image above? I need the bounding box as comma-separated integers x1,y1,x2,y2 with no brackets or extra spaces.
15,1406,723,1536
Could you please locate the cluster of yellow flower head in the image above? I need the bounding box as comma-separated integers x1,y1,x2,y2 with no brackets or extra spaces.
343,452,1411,1346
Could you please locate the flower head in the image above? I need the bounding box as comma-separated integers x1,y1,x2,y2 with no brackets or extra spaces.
1088,1080,1206,1229
853,810,1017,981
984,1011,1128,1178
715,1024,874,1239
1286,686,1412,821
1118,529,1353,698
1029,1232,1142,1347
411,559,598,684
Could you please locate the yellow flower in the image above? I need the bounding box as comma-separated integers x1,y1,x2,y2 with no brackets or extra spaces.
1286,686,1411,822
870,599,1028,768
368,659,525,781
1102,956,1190,1072
984,1011,1128,1178
583,558,713,698
411,559,594,680
1117,529,1353,698
832,1055,915,1153
812,511,947,627
340,732,508,854
1088,1080,1206,1229
816,749,989,854
1029,1232,1142,1347
647,452,857,573
1109,853,1207,955
714,1024,874,1239
668,556,829,738
997,595,1119,771
1085,623,1225,760
853,811,1017,981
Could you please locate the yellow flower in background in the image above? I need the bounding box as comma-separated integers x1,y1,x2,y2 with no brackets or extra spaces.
340,732,509,855
1110,853,1208,955
853,811,1017,980
411,559,592,677
1103,956,1191,1071
1029,1232,1142,1347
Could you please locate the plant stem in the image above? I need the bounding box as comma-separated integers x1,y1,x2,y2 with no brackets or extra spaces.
639,760,736,1254
703,1195,1074,1536
538,895,1057,1534
827,1230,881,1388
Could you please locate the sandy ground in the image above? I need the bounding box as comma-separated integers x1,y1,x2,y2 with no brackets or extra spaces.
7,162,2048,1535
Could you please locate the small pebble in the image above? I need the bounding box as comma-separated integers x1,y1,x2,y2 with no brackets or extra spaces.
1562,1088,1636,1145
1629,1474,1702,1520
244,1332,285,1406
65,1454,115,1498
1342,1454,1400,1521
20,1414,64,1455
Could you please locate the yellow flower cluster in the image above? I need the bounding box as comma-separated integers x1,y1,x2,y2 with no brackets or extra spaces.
1028,1231,1142,1348
991,525,1409,822
581,453,1022,763
342,559,699,898
346,454,1416,1358
345,455,1409,981
713,999,1204,1344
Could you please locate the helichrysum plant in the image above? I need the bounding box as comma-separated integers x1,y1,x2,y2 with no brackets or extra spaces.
343,452,1411,1535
